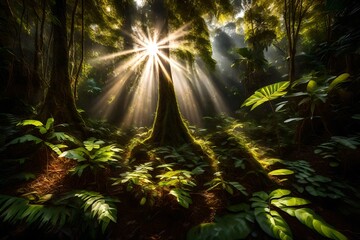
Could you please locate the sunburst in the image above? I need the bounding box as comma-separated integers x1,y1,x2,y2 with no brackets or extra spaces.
90,24,228,127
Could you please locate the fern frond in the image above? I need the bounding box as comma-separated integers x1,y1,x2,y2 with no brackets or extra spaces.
50,132,80,144
242,81,290,110
0,194,70,228
69,190,119,232
7,134,43,145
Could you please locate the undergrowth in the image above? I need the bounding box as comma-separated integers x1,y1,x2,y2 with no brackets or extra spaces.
0,116,358,239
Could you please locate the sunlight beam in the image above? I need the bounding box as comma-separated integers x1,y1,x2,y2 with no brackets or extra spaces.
90,23,229,127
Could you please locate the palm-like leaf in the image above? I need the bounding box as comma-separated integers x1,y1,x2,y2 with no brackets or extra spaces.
71,190,119,232
0,190,120,234
0,194,70,228
242,81,290,110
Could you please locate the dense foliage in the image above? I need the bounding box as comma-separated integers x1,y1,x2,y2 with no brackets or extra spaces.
1,0,359,239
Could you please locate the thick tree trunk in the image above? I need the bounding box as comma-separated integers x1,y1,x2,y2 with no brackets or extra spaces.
146,0,193,146
40,0,84,126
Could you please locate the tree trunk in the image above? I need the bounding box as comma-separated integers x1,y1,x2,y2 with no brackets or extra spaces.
40,0,84,127
288,49,296,83
146,0,193,146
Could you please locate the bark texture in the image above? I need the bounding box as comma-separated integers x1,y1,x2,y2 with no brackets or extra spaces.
146,0,193,146
40,0,84,126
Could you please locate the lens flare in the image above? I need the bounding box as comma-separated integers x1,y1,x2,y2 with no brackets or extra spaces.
90,24,228,127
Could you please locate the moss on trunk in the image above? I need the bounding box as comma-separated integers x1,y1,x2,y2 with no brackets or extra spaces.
145,0,193,146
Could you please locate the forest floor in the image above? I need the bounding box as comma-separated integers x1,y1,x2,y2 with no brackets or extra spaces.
1,118,360,240
109,122,360,240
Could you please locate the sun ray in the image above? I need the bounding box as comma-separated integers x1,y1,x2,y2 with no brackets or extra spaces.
90,23,229,127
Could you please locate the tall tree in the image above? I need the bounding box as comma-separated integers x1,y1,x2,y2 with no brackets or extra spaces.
283,0,315,82
146,0,192,146
243,1,278,55
143,0,233,146
234,0,278,93
40,0,84,125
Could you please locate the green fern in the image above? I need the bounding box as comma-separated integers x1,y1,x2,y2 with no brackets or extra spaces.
60,138,122,177
169,188,193,208
153,144,202,166
241,81,290,110
204,171,248,196
4,118,78,155
157,170,196,189
67,190,119,233
156,169,196,208
113,162,157,205
0,194,70,228
0,190,119,234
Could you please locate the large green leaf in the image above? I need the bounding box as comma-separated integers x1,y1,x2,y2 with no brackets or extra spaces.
268,169,294,176
187,213,251,240
328,73,350,92
255,208,293,240
272,197,310,208
269,189,291,199
242,81,290,110
17,119,43,127
293,208,347,240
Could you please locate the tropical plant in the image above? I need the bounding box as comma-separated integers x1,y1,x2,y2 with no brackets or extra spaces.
241,81,290,111
268,159,349,200
274,73,353,143
3,118,77,155
0,190,119,236
157,169,196,208
315,135,360,167
282,73,350,122
60,137,122,177
204,171,248,196
0,118,78,185
57,190,119,233
232,47,269,94
113,162,158,206
153,144,203,167
188,189,347,240
241,81,290,152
